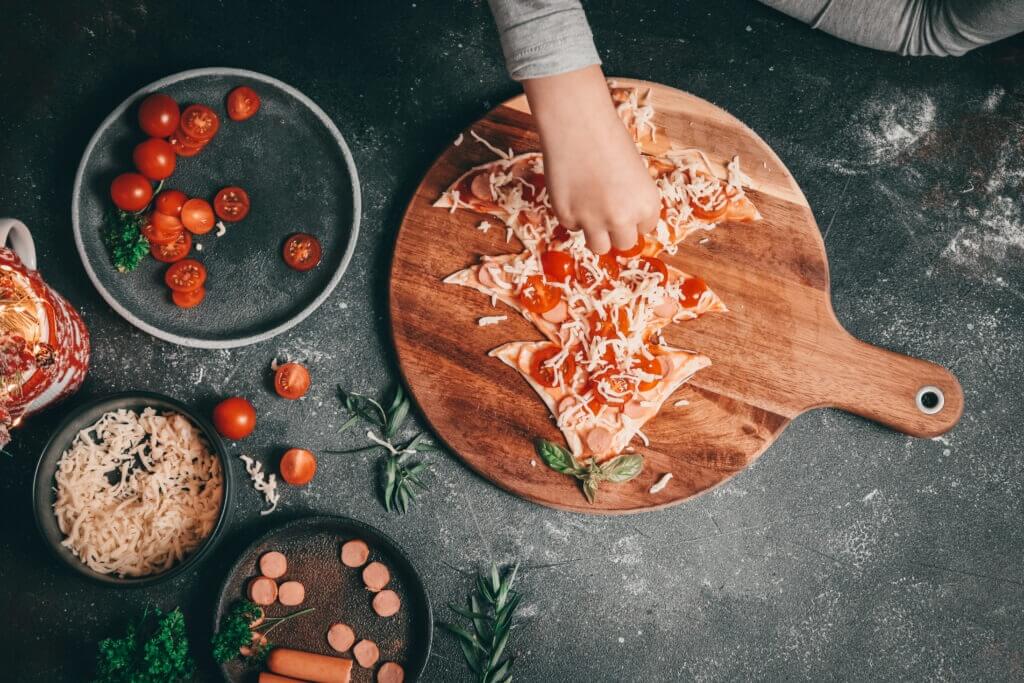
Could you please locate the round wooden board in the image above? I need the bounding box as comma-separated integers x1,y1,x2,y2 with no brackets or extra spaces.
390,78,963,514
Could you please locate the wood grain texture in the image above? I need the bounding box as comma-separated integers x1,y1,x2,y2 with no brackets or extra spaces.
389,78,963,514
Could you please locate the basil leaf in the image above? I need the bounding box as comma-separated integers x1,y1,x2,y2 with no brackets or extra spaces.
535,439,578,474
602,454,644,483
582,476,600,504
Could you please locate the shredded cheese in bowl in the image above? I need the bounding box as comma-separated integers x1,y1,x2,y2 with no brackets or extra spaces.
52,407,224,578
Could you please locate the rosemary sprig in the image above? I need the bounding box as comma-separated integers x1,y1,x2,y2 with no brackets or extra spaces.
329,384,436,513
440,563,521,683
535,438,643,503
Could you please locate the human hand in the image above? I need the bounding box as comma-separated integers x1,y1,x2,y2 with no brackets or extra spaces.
523,65,660,254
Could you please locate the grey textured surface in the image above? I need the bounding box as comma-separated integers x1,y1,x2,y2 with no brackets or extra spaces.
0,1,1021,681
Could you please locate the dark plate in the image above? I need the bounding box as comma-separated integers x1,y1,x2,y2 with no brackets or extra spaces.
32,391,233,587
72,67,360,348
214,515,432,683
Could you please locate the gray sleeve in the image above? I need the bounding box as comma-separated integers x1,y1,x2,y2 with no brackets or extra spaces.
486,0,601,80
760,0,1024,56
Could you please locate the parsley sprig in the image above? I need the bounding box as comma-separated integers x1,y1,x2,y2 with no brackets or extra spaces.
535,438,643,503
92,606,193,683
104,210,150,273
211,600,315,664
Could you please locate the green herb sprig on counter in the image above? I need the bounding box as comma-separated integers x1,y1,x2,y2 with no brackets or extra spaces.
92,606,193,683
535,438,643,503
330,383,436,514
103,210,150,273
440,563,521,683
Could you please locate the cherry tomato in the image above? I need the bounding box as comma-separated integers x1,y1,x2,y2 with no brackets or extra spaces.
150,231,192,263
540,250,574,283
138,93,180,138
528,345,576,388
180,104,220,140
612,235,645,258
181,198,216,234
155,189,189,217
171,285,206,308
635,353,664,391
213,186,250,222
689,171,729,221
283,233,322,272
227,86,261,121
169,132,205,157
212,397,256,440
588,308,631,339
164,259,207,292
585,369,631,406
680,275,709,309
575,254,620,289
132,137,176,180
638,256,668,285
150,210,183,233
141,219,181,246
110,173,153,212
274,363,311,400
518,274,560,314
279,448,317,486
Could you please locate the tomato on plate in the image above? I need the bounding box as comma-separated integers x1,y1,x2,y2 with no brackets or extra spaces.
110,173,152,212
155,189,189,217
282,233,322,272
137,93,180,138
132,137,176,181
638,256,668,285
150,209,183,233
181,198,216,234
150,231,192,263
169,132,205,157
612,235,645,259
635,353,664,391
528,345,575,388
212,396,256,440
688,171,729,221
518,274,560,314
164,258,207,292
171,285,205,308
279,448,317,486
141,219,180,246
274,363,311,400
575,254,620,289
226,86,261,121
540,250,574,283
213,186,250,222
179,104,220,140
680,275,708,309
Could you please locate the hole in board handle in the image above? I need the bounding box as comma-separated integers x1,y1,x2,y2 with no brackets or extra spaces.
916,386,944,415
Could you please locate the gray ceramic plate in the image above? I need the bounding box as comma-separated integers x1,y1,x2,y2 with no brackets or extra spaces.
72,67,360,348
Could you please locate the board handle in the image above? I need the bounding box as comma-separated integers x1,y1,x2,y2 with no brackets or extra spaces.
806,330,963,438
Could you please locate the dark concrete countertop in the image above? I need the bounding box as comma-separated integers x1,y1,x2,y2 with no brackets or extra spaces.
0,1,1021,680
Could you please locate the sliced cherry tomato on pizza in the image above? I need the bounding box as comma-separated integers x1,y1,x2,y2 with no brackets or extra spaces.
680,275,709,309
635,353,664,391
688,171,729,221
179,104,220,140
612,235,646,258
540,250,574,283
550,225,571,244
137,93,180,138
226,86,261,121
638,256,669,285
213,186,250,222
150,231,192,263
164,259,207,292
283,233,322,272
585,369,631,406
181,198,216,234
171,285,206,308
132,137,177,181
141,219,180,246
588,308,631,339
528,345,576,388
518,274,560,314
575,254,620,289
274,362,311,400
155,189,189,217
110,173,153,212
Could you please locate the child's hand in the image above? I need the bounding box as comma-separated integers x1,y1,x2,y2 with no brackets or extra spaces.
524,65,660,254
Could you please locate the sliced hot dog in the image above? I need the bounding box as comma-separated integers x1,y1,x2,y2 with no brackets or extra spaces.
654,299,678,319
585,426,612,454
623,400,647,420
340,539,370,568
353,639,380,668
377,662,405,683
362,561,390,592
248,576,278,606
267,647,353,683
259,673,308,683
541,300,568,323
470,171,493,201
327,622,356,652
372,589,401,618
259,551,288,579
278,580,306,606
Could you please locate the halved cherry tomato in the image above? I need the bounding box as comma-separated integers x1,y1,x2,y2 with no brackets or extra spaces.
212,396,256,440
585,369,631,406
518,274,560,314
141,219,180,246
181,198,216,234
638,256,669,285
280,448,317,486
164,259,207,292
528,345,576,388
227,86,261,121
132,137,176,180
138,93,180,138
635,353,664,391
150,231,192,263
540,250,574,283
171,285,205,308
169,132,205,157
588,308,631,339
680,275,709,309
575,254,620,289
180,104,220,140
283,233,322,272
150,210,183,233
612,235,646,258
110,173,152,212
689,171,729,221
213,186,250,222
274,363,311,400
155,189,189,217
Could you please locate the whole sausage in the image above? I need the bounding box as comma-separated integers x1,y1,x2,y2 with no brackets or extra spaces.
259,673,308,683
267,647,353,683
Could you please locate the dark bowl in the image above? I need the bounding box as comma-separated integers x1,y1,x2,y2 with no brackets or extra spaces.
32,391,234,587
214,515,433,682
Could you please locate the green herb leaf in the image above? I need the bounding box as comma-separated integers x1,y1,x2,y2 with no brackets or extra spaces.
601,454,644,483
582,476,600,503
93,607,194,683
535,438,579,475
103,211,150,273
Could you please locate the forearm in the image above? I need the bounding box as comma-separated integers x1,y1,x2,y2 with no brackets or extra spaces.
487,0,601,80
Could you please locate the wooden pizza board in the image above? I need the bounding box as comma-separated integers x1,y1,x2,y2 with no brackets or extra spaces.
389,78,963,514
